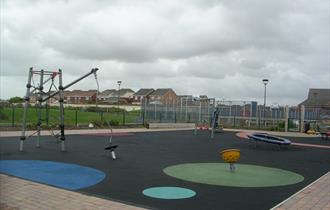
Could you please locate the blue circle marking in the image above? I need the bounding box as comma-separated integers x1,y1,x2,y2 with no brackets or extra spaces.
0,160,105,190
142,187,196,199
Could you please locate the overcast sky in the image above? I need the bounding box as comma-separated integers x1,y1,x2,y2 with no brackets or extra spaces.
1,0,329,106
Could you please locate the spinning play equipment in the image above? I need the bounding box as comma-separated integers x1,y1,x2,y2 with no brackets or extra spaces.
220,149,240,172
247,133,291,146
20,67,99,151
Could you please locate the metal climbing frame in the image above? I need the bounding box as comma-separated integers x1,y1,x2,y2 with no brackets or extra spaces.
20,67,99,152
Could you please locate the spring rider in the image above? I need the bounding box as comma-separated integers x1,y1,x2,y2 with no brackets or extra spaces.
220,149,240,172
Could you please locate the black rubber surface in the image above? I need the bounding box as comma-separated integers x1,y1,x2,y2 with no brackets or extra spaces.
1,130,329,210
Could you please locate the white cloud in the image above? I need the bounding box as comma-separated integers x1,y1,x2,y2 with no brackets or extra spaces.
0,0,329,105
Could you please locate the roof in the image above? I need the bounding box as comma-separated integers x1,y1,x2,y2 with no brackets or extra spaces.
98,89,116,97
149,88,175,96
133,88,154,96
299,89,330,107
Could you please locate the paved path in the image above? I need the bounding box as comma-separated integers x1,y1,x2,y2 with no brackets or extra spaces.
0,127,315,138
271,172,330,210
0,174,148,210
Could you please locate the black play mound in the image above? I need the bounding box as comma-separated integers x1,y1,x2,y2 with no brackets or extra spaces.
1,130,329,210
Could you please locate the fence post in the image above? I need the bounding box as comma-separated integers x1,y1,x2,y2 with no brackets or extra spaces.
300,105,305,133
75,109,78,127
11,104,15,127
101,111,104,121
123,110,126,125
285,105,289,132
174,112,177,123
159,113,162,123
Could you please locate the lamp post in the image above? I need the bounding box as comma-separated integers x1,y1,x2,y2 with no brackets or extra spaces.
117,80,122,109
262,79,269,127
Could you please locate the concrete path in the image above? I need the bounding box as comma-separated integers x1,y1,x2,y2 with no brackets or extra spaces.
0,174,148,210
271,172,330,210
0,127,316,138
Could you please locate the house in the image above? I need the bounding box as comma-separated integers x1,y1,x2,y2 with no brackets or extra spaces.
104,88,135,104
177,95,194,106
132,88,155,105
97,89,116,102
299,89,330,107
66,90,97,104
148,88,177,105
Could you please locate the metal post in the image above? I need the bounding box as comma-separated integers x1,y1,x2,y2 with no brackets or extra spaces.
300,105,305,133
36,69,44,148
20,67,33,151
58,69,65,151
285,105,289,132
262,79,269,127
11,104,15,128
185,96,188,122
117,81,121,109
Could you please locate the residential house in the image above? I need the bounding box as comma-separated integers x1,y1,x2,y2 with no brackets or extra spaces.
132,88,155,105
298,88,330,121
299,89,330,108
66,90,97,104
97,89,116,102
105,88,135,104
148,88,177,105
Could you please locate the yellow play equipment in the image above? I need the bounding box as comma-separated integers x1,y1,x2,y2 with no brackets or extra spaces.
220,149,240,172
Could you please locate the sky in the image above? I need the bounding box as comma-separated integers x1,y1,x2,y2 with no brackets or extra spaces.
0,0,329,106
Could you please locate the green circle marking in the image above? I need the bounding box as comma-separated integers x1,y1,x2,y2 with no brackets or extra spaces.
163,163,304,187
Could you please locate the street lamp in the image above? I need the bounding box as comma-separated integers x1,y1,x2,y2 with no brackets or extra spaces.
117,80,122,108
262,79,269,127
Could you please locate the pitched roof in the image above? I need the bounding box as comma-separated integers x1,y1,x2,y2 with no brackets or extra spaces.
133,88,154,96
299,89,330,107
98,89,116,97
149,88,175,96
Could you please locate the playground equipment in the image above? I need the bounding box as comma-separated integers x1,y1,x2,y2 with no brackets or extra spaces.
194,106,223,139
20,67,99,151
247,133,291,147
220,149,240,172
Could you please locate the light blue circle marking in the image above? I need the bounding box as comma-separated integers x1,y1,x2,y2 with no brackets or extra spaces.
0,160,105,190
142,187,196,199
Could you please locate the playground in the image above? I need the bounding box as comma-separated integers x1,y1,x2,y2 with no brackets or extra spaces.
1,129,329,210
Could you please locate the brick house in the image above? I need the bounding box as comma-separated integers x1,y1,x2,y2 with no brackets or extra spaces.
132,88,155,105
66,90,97,104
148,88,177,105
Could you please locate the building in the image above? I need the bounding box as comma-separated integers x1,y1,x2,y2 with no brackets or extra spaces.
132,88,155,105
66,90,97,104
148,88,177,105
97,89,116,102
104,88,135,104
299,89,330,108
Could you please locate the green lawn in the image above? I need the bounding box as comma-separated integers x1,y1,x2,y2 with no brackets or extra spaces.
0,107,141,127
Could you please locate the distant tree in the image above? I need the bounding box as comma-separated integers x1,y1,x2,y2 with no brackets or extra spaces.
9,96,23,104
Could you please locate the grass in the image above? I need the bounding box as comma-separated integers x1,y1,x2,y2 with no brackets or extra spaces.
0,107,141,127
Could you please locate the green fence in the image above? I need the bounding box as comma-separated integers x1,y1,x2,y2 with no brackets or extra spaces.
0,105,142,128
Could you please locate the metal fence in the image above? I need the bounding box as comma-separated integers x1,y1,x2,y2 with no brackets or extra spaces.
1,101,329,131
141,99,330,131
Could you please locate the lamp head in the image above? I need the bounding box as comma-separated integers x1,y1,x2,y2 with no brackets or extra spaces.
117,80,122,86
262,79,269,85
